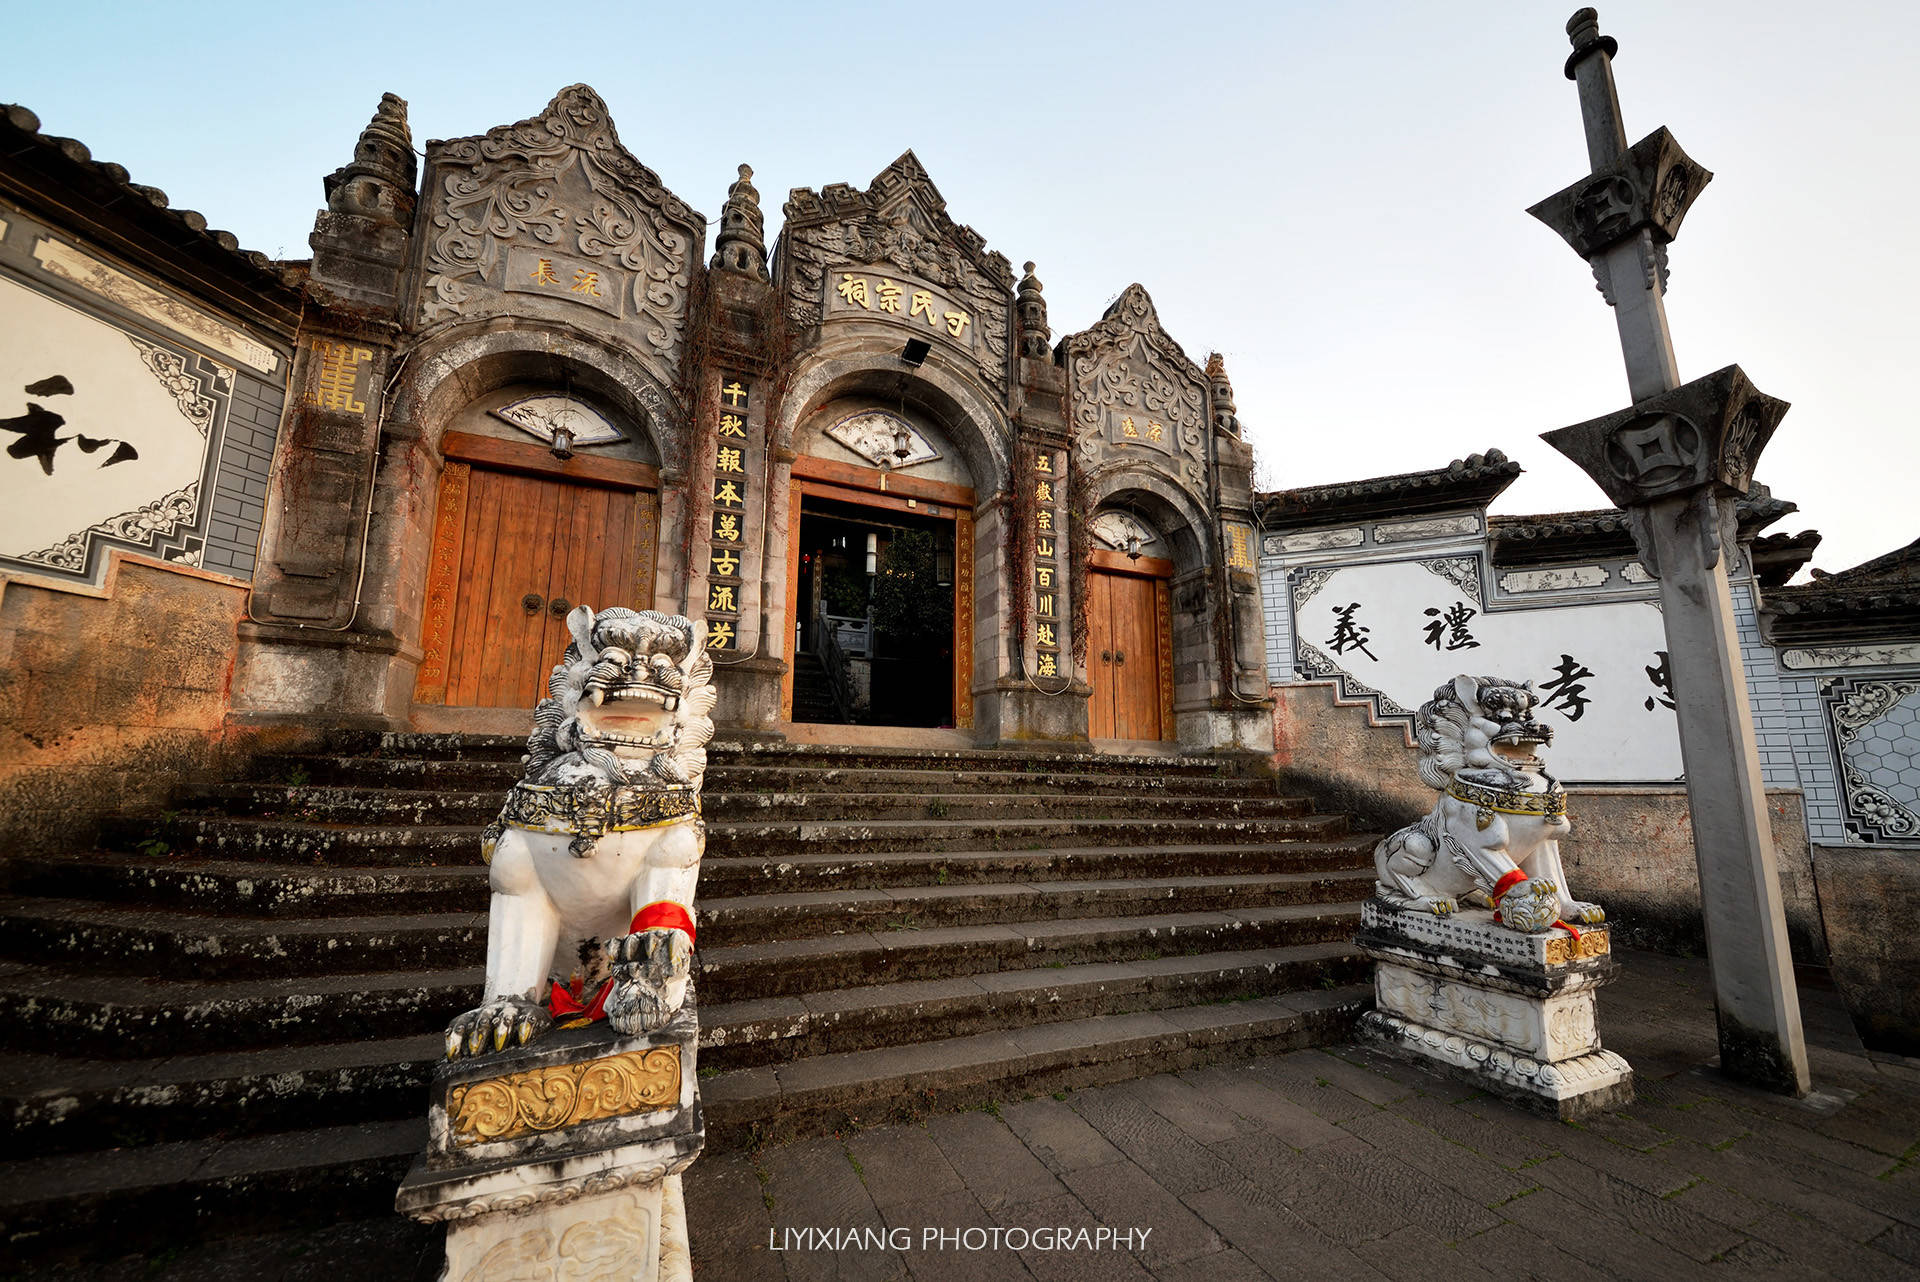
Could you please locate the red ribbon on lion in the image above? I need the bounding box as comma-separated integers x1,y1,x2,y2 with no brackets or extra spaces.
547,901,697,1024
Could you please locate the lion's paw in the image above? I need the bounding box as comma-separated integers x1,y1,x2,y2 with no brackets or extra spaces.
1564,900,1606,925
446,996,552,1060
1418,896,1458,916
604,927,692,1035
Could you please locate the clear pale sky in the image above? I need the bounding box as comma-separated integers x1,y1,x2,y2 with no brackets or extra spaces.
13,1,1914,575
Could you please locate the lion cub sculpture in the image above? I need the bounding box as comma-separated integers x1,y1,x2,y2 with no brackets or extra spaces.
1374,675,1604,934
446,606,717,1059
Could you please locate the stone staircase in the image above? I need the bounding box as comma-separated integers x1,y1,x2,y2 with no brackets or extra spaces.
789,649,849,723
0,733,1376,1258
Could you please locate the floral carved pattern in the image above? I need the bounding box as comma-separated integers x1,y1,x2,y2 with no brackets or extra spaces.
446,1046,681,1146
19,483,199,572
1823,676,1920,844
1421,556,1484,606
127,337,222,435
1063,285,1208,492
420,85,700,364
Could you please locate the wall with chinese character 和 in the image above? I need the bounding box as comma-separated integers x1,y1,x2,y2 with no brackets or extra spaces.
0,179,296,859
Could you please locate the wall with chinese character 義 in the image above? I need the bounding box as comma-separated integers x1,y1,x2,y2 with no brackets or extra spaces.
0,107,301,857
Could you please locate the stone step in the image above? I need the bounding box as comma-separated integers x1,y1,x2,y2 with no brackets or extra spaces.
0,958,480,1059
0,1033,441,1160
0,898,485,980
702,983,1372,1148
0,944,1368,1159
698,837,1379,895
0,1116,425,1264
102,811,1353,865
8,854,490,917
252,755,1289,799
697,901,1365,1002
299,735,1271,779
701,869,1376,945
699,943,1370,1071
178,783,1314,826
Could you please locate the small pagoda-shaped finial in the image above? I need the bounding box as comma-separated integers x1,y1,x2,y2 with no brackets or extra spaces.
324,93,416,225
1016,261,1051,359
712,162,769,280
1206,352,1240,437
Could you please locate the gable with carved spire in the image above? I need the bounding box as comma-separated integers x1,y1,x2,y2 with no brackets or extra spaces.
412,85,705,385
779,151,1014,392
1062,284,1209,492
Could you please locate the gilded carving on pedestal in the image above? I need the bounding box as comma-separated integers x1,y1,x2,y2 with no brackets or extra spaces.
447,1047,681,1145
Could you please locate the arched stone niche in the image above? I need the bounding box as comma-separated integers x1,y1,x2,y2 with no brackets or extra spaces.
357,323,681,674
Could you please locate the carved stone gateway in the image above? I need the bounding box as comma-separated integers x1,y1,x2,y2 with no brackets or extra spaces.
1356,676,1633,1118
398,605,713,1281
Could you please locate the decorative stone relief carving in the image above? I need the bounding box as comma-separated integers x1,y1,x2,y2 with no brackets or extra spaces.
1782,642,1920,671
823,409,940,470
1823,676,1920,844
1620,561,1654,584
1374,514,1480,544
419,85,701,367
1421,556,1484,606
1089,510,1158,554
781,152,1012,389
1498,565,1610,594
1062,285,1208,492
1265,528,1363,555
20,483,200,572
1295,640,1411,719
492,396,625,448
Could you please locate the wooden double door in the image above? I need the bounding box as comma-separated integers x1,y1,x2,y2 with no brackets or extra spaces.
1087,553,1173,741
415,433,657,709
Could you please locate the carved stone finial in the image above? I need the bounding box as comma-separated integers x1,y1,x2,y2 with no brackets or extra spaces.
1016,259,1050,360
1562,6,1619,78
324,92,416,225
712,161,769,279
1206,352,1240,437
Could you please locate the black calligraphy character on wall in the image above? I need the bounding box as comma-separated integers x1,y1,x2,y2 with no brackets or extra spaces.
1644,651,1675,710
1,375,137,475
1327,602,1377,660
1540,653,1595,721
1422,602,1480,651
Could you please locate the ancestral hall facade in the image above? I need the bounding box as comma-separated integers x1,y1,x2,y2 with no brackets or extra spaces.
216,86,1271,752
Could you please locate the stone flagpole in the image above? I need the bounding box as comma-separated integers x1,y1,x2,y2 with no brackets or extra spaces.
1530,9,1809,1093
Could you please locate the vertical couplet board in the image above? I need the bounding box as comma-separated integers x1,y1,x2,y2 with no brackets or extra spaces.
1087,549,1173,740
415,433,658,708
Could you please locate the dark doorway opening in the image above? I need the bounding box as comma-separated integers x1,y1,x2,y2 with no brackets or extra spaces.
796,496,955,727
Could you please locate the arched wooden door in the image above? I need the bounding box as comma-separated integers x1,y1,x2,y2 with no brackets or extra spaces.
1087,548,1174,740
415,432,657,708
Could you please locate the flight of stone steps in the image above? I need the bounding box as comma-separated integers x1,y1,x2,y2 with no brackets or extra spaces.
0,733,1376,1257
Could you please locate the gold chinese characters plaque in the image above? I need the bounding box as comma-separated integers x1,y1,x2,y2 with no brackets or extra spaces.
446,1046,681,1146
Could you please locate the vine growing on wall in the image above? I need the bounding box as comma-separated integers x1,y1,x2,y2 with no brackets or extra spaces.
1008,444,1036,660
1068,450,1092,669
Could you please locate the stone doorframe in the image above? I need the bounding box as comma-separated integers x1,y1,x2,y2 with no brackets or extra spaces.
781,456,976,729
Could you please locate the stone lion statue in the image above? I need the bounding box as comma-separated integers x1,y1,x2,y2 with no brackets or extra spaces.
1374,675,1604,934
446,606,717,1058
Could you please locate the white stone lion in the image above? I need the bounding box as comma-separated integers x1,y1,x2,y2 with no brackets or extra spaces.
446,606,717,1058
1374,675,1604,934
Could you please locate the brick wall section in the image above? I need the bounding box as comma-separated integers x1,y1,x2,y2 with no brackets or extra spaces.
201,375,284,578
1260,559,1293,683
1731,582,1803,790
0,562,250,859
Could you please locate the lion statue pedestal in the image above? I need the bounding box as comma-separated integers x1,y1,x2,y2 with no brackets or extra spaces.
398,605,716,1282
1355,675,1633,1120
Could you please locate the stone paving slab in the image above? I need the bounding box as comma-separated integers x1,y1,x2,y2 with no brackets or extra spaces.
693,951,1920,1281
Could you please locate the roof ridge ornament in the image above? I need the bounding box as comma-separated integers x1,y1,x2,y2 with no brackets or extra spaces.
712,163,768,280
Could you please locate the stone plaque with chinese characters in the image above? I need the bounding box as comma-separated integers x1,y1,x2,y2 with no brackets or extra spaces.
1103,409,1175,458
504,247,625,319
1031,448,1065,680
704,378,751,651
824,267,979,353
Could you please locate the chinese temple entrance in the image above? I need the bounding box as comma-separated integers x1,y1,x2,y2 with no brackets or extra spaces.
414,432,657,709
784,456,974,730
1087,548,1173,741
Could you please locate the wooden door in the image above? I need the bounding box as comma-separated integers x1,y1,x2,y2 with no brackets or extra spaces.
1088,565,1170,740
416,460,656,708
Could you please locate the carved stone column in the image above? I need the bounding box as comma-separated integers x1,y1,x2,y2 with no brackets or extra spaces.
1204,352,1274,751
235,94,419,729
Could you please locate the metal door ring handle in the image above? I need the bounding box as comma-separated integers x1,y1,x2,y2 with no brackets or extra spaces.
1101,650,1113,662
522,593,544,613
549,597,571,617
1115,650,1126,664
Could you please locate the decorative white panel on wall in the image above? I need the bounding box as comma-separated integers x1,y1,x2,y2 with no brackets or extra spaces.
1291,558,1682,782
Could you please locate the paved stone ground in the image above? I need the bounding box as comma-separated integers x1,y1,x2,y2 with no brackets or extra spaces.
15,951,1918,1280
687,951,1920,1282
